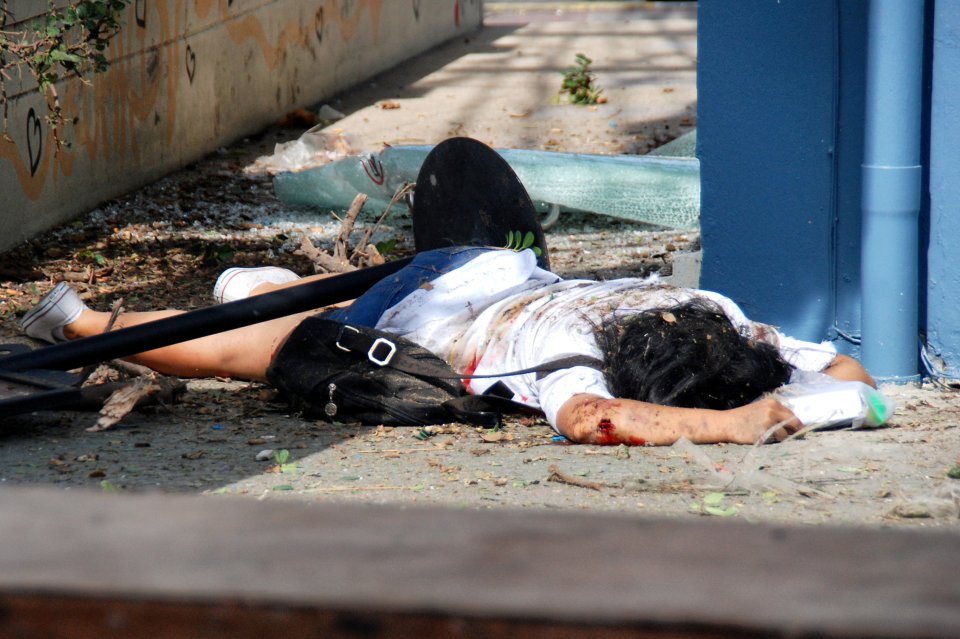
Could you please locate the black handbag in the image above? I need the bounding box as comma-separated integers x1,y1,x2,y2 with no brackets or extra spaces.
266,316,601,427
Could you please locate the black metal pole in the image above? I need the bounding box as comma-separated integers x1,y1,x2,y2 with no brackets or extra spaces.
0,258,411,373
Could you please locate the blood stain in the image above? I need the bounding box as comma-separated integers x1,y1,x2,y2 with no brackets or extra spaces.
596,418,618,445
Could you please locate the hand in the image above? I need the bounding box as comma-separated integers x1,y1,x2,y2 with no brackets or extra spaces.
723,398,802,444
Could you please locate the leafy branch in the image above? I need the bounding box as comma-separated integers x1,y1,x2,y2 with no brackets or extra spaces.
0,0,130,147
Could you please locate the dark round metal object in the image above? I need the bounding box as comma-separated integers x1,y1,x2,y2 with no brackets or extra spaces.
412,137,549,269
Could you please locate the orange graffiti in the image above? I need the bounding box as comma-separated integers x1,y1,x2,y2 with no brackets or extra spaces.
325,0,384,43
3,0,389,202
195,0,216,20
226,15,311,71
226,0,384,69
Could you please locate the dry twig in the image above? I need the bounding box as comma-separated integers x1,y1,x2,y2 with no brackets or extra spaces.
547,464,609,491
334,193,368,261
350,182,415,264
295,235,356,274
89,376,182,432
294,194,367,274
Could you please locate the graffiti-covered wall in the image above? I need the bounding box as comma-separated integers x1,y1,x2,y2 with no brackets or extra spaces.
0,0,483,252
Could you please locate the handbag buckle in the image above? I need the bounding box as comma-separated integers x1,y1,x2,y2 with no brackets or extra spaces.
335,325,360,353
367,338,396,366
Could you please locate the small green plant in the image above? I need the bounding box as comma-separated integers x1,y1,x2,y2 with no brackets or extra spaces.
201,244,235,266
558,53,604,106
505,230,542,257
375,238,398,257
76,248,107,266
274,449,298,474
690,492,739,517
0,0,130,146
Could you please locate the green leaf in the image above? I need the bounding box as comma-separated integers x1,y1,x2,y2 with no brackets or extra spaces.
275,449,290,465
272,484,294,491
375,238,398,256
521,231,535,250
703,492,726,506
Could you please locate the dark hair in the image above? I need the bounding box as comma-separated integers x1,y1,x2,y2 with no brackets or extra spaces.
597,298,793,410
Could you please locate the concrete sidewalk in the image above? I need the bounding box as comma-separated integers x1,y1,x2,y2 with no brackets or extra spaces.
317,1,696,155
2,2,958,530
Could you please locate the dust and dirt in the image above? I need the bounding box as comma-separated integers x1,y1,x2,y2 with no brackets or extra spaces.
1,4,958,529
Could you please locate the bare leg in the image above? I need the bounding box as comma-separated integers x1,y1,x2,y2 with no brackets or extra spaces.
248,272,355,308
63,308,314,381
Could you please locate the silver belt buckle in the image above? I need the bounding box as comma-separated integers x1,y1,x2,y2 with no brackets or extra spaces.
368,338,396,366
335,325,361,353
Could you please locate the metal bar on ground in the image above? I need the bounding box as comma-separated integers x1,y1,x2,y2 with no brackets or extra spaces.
0,258,411,373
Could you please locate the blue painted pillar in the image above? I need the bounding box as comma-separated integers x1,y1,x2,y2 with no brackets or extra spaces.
859,0,925,381
925,1,960,379
698,1,853,342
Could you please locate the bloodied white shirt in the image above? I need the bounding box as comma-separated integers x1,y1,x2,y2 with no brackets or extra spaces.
374,249,837,430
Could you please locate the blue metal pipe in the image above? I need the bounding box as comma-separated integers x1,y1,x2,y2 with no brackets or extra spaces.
860,0,925,382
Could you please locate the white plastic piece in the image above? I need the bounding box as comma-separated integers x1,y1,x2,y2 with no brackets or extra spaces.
773,371,896,429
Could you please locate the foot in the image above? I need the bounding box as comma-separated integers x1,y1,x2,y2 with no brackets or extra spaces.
213,266,300,303
20,282,88,344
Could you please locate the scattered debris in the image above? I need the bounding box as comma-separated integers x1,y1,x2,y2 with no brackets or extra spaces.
547,464,609,491
247,129,359,174
256,449,275,462
278,108,320,128
317,104,345,121
671,437,830,498
689,492,739,517
888,485,960,520
89,375,183,432
480,431,508,443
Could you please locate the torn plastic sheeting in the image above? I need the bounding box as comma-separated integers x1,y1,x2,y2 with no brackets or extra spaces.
647,129,697,157
273,145,700,230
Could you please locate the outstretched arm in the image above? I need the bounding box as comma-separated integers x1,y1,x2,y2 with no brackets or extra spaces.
555,394,801,446
822,354,876,387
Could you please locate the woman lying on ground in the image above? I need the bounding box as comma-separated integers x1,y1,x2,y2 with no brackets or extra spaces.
21,246,875,446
